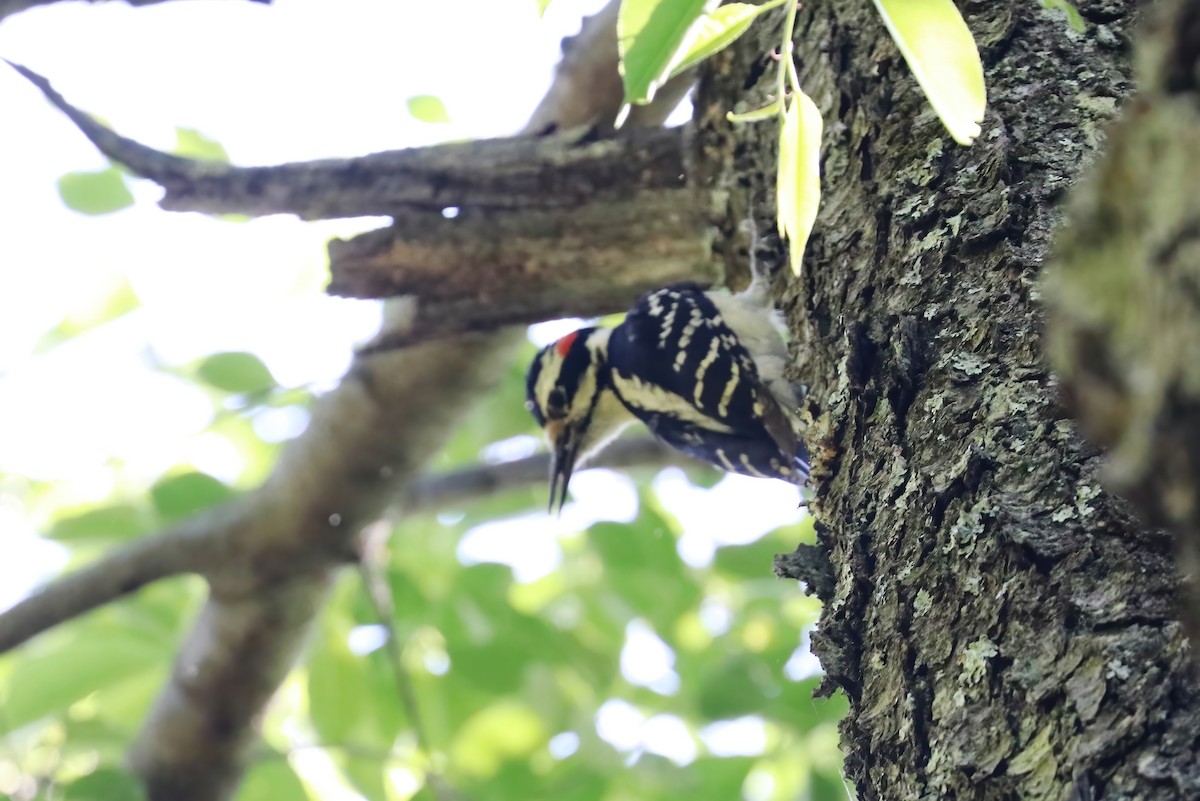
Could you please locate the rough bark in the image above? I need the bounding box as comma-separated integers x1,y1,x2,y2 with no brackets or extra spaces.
698,2,1200,799
1045,0,1200,643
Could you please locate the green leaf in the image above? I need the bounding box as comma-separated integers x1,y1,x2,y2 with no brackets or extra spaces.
35,280,141,353
535,0,556,15
150,471,236,520
669,1,785,79
57,167,134,215
872,0,986,145
196,351,276,394
1040,0,1085,33
406,95,451,124
48,504,151,543
450,701,546,777
682,757,757,799
617,0,711,107
343,756,390,801
2,624,165,732
589,504,701,628
174,127,230,162
697,653,778,718
713,538,779,580
776,89,823,275
63,767,147,801
307,624,369,745
726,98,783,125
812,766,852,801
236,759,308,801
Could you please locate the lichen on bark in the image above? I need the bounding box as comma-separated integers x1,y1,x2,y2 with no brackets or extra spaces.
697,1,1200,799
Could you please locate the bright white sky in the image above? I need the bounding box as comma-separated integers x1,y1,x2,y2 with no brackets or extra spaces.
0,0,815,785
0,0,608,590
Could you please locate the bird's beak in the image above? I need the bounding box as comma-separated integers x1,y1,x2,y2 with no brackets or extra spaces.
548,422,579,515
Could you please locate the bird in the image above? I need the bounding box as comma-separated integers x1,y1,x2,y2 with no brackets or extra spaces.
525,272,809,513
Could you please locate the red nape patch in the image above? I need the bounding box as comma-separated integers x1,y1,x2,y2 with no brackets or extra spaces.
555,331,580,358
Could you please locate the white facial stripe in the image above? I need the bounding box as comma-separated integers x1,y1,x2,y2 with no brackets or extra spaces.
534,349,563,413
535,330,615,429
612,371,735,432
570,363,599,424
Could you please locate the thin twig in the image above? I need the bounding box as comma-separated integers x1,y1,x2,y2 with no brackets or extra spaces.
0,438,685,657
0,0,269,24
399,436,689,514
355,561,451,800
0,504,241,654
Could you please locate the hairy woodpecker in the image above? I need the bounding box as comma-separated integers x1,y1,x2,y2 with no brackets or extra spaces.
526,279,809,512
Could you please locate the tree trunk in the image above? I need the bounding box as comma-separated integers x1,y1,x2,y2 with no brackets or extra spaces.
699,1,1200,799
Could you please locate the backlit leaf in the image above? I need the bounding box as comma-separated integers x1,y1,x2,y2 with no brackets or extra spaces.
1040,0,1085,33
308,620,370,745
150,471,236,520
35,280,140,353
618,0,711,107
669,1,784,78
726,98,783,125
407,94,451,124
49,504,150,543
236,760,308,801
873,0,986,144
63,767,147,801
450,701,545,776
776,89,823,275
174,127,230,162
197,351,276,394
57,167,134,215
2,624,165,732
344,756,390,801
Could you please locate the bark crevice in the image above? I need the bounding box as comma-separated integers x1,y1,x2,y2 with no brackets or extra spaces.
704,1,1200,798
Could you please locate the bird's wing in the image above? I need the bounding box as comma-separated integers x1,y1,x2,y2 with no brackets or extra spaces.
607,285,807,482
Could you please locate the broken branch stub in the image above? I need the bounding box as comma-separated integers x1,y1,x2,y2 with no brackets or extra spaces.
336,184,722,351
11,61,722,346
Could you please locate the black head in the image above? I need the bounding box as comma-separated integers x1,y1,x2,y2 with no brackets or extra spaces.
524,327,605,513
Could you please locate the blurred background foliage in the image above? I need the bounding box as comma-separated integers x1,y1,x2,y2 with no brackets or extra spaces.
0,1,846,799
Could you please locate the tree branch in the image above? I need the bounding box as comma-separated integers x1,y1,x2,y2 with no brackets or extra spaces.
0,437,682,658
7,61,688,221
401,436,689,513
0,503,244,653
345,193,718,351
8,60,720,348
0,0,268,24
24,4,700,798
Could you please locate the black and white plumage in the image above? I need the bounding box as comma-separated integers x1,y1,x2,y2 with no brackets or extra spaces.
525,280,809,512
607,283,808,484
